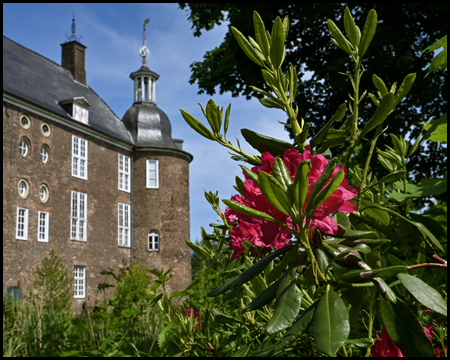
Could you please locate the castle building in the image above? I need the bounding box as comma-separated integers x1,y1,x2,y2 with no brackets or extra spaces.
2,20,193,307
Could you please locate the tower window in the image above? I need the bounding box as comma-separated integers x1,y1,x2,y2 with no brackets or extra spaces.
38,211,49,242
72,136,88,180
73,266,86,298
118,203,130,247
71,191,87,241
20,115,31,129
40,146,49,163
148,230,160,252
19,139,29,157
118,154,131,192
16,207,29,240
146,159,159,189
18,179,30,199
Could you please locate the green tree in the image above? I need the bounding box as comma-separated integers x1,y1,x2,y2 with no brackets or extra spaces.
179,3,447,180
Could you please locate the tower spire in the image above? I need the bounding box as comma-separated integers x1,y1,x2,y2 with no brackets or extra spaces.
66,11,82,42
139,18,150,65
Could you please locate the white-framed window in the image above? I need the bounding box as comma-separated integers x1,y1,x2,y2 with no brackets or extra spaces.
146,160,159,189
118,203,130,247
39,184,49,203
16,207,29,240
118,154,131,192
38,211,49,242
19,138,29,157
18,179,30,199
40,146,49,163
72,136,88,180
73,266,86,298
20,115,31,129
71,191,87,241
148,230,160,252
41,123,51,137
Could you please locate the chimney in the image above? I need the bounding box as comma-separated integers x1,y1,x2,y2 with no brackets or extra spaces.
61,40,87,85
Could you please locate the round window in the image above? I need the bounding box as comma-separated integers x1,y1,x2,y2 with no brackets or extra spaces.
19,139,29,157
41,123,51,137
18,179,30,199
20,115,31,129
40,146,49,163
39,184,49,203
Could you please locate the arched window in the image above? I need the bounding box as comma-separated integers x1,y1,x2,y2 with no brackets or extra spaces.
19,138,29,157
148,230,160,252
40,145,49,163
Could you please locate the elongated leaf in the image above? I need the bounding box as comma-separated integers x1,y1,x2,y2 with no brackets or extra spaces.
266,269,302,334
359,9,377,58
222,200,275,222
364,171,406,192
359,198,390,226
345,338,373,348
224,104,231,138
282,16,289,40
241,128,293,157
293,160,311,212
340,229,379,240
380,298,435,357
267,250,298,284
372,74,389,98
207,245,294,297
267,300,320,356
344,7,360,47
312,170,345,212
230,26,264,67
289,65,298,104
397,273,447,316
313,290,350,356
341,265,409,283
259,171,292,216
232,344,251,357
205,99,221,133
240,165,258,184
272,157,292,191
372,277,397,303
242,280,278,313
327,19,353,55
408,213,447,241
253,11,270,57
360,92,395,138
211,309,246,325
185,239,212,259
393,73,416,108
311,103,346,147
180,109,216,141
270,17,285,68
260,97,285,109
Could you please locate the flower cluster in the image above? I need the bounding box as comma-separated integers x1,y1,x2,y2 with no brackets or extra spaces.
185,307,202,329
225,146,358,259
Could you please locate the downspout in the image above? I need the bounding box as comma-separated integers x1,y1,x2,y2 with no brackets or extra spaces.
130,150,134,265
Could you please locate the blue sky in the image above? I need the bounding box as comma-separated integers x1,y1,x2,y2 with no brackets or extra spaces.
3,3,294,242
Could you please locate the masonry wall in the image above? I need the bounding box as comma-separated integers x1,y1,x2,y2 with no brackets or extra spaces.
132,150,191,293
3,102,132,310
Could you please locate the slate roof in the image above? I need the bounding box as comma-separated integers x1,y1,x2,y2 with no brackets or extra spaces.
3,36,134,145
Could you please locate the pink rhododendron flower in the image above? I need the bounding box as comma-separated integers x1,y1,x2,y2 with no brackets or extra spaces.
371,329,404,357
225,146,358,258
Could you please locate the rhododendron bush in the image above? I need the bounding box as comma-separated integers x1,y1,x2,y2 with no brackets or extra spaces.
181,7,447,357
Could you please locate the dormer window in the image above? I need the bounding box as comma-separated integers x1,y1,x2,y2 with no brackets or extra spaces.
59,97,91,124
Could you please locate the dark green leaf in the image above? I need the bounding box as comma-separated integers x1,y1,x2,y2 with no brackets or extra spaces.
230,26,265,67
393,73,416,107
341,265,409,283
312,170,345,212
259,171,292,216
267,249,298,284
289,64,298,103
327,19,353,55
397,273,447,316
313,289,350,356
359,198,390,226
222,199,276,222
207,245,294,297
372,74,389,98
345,338,373,348
365,171,406,192
232,344,251,357
311,103,346,147
359,9,377,58
185,239,212,259
211,309,247,325
344,7,360,48
180,109,216,141
372,277,397,303
272,156,292,191
253,11,270,57
380,298,435,357
266,269,302,334
224,103,231,138
239,165,259,184
339,229,379,240
242,280,278,313
270,17,285,68
241,128,293,157
293,159,311,211
408,213,446,241
205,98,222,133
360,92,395,138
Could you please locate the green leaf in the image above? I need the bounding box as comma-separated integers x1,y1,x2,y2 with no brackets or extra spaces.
390,134,404,158
380,298,435,357
282,15,289,40
359,9,377,59
185,239,212,259
313,289,350,356
180,109,216,141
259,171,292,216
222,199,276,222
207,245,294,297
224,104,231,138
424,35,447,77
364,171,406,192
393,73,416,108
272,156,292,191
239,165,258,184
372,74,389,98
270,17,285,69
343,7,360,48
266,269,302,334
359,92,395,138
408,132,423,157
358,199,390,226
268,250,299,284
242,279,278,313
339,229,379,240
398,273,447,316
260,97,285,110
241,128,293,157
231,344,251,357
372,277,397,303
267,300,319,357
211,309,246,325
289,65,298,104
230,26,265,67
253,11,270,57
341,265,409,283
327,19,353,55
408,213,447,241
205,99,221,133
423,113,447,143
368,93,380,106
312,170,345,212
310,103,346,147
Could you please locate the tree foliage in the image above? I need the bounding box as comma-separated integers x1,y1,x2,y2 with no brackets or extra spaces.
179,3,447,180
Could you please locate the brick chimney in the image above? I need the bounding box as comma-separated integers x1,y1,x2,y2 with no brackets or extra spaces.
61,40,87,85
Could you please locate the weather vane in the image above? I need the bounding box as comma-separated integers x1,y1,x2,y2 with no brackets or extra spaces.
66,11,82,42
139,18,150,65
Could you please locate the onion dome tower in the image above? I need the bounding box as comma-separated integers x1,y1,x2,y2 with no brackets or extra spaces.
122,19,193,293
